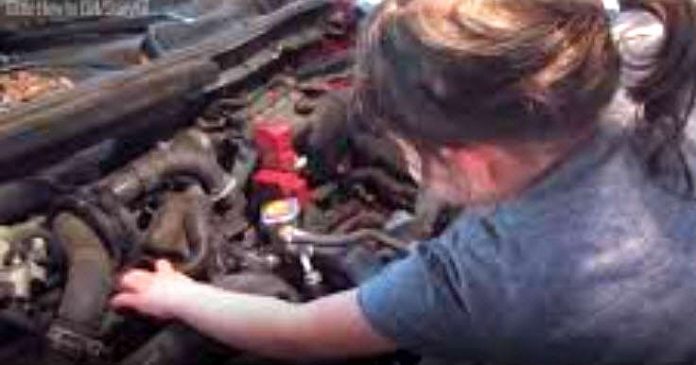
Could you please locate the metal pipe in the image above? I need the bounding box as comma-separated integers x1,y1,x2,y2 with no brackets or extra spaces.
279,226,409,252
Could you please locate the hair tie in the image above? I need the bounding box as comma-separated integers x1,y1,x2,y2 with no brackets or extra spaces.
602,0,622,23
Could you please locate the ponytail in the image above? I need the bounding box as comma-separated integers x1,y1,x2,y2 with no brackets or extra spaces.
620,0,696,185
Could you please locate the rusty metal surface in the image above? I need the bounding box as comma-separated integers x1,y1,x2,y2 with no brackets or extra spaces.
0,70,73,111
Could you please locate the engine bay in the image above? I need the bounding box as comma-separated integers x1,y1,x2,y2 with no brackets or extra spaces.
0,1,455,364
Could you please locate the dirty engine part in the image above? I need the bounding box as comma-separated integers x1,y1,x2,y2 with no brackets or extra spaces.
0,1,454,365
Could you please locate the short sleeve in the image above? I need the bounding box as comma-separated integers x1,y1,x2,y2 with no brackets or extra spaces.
357,230,481,358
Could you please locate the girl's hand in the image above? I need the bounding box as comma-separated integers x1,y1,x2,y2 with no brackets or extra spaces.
111,259,197,319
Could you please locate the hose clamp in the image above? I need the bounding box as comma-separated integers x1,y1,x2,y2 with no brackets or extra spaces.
47,324,107,360
212,178,237,202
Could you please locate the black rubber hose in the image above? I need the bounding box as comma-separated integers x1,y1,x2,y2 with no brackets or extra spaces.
228,139,258,194
0,309,40,335
345,167,418,200
296,90,352,177
179,186,211,275
53,193,133,265
334,211,386,233
142,184,211,275
118,322,229,365
101,131,233,204
0,140,115,224
50,213,113,337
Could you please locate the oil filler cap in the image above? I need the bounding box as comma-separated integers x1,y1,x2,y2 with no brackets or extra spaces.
261,198,300,227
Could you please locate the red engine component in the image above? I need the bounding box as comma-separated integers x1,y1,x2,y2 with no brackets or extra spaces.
253,121,298,171
253,169,310,204
252,121,311,204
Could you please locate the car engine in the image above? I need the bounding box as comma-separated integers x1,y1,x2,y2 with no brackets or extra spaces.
0,1,454,364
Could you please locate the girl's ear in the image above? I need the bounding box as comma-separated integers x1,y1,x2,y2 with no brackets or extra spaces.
439,145,497,193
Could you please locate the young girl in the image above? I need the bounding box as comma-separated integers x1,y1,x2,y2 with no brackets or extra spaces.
112,1,696,363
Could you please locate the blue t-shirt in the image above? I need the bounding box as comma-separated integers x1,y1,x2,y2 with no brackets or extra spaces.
358,129,696,364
